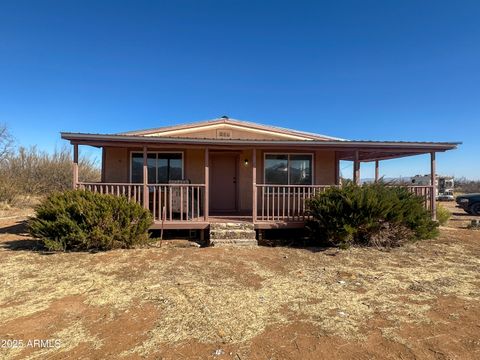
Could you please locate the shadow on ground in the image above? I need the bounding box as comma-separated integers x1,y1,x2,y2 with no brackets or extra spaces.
0,238,48,252
451,211,475,217
0,220,29,235
0,220,50,252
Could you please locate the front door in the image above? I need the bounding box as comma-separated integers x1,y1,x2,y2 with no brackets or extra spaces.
210,153,238,213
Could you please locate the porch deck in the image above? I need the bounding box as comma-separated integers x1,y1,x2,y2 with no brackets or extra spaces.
149,216,307,230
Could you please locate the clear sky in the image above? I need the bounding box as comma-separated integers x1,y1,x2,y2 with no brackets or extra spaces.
0,0,479,179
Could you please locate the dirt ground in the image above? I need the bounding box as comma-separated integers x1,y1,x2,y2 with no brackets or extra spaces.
0,201,479,360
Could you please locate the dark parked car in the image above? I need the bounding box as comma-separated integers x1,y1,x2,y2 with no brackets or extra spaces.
456,193,480,215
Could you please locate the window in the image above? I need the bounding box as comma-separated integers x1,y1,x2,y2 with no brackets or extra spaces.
131,152,183,183
264,154,313,185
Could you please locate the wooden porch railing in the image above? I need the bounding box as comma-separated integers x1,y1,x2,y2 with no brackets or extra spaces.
147,184,206,222
404,185,435,213
78,182,144,202
78,182,435,224
255,184,435,222
77,182,206,222
255,185,334,222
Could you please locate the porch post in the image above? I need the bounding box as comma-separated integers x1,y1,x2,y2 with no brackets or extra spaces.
101,147,106,182
353,150,360,185
431,152,437,220
143,146,148,209
204,148,209,221
252,148,257,222
334,152,340,185
72,143,79,189
375,160,380,183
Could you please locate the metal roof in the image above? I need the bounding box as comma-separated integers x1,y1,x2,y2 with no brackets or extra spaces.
61,131,460,151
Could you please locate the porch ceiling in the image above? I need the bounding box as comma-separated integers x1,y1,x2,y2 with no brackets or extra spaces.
336,150,429,162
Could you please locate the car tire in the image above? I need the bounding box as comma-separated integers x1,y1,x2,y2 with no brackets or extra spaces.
470,203,480,216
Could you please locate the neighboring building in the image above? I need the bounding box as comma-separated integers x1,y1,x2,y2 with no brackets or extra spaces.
411,175,455,197
61,117,459,232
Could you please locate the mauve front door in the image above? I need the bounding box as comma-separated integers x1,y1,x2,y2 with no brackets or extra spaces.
210,153,238,212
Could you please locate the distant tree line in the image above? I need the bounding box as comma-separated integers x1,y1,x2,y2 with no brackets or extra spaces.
455,177,480,194
0,124,100,206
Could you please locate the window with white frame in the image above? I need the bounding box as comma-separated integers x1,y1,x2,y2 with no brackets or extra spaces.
131,152,183,183
264,154,313,185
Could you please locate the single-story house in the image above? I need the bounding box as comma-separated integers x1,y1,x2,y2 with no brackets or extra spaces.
61,116,459,233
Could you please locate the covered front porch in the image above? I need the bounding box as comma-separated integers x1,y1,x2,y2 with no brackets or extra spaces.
67,141,442,230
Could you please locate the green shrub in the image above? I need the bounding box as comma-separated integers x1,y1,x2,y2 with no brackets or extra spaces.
306,183,438,248
436,204,451,226
29,190,153,251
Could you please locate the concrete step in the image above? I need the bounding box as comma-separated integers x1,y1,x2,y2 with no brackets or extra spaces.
209,222,254,231
210,238,259,247
209,222,258,247
209,229,257,240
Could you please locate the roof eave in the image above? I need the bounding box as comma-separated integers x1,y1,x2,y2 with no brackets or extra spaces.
60,132,460,151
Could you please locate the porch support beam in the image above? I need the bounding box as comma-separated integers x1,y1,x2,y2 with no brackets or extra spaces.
204,148,209,221
353,150,360,185
431,152,437,220
375,160,380,183
101,147,106,182
334,152,340,185
72,143,79,189
143,146,148,209
252,148,257,222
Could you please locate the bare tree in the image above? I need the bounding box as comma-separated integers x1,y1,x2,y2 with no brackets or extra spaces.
0,123,14,163
0,145,101,205
455,177,480,193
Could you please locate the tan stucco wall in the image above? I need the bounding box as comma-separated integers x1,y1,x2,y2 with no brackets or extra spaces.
103,147,129,182
314,150,336,185
238,149,253,211
184,149,204,184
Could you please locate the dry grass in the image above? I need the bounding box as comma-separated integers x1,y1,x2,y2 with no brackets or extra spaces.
0,202,35,219
1,223,479,359
22,321,103,360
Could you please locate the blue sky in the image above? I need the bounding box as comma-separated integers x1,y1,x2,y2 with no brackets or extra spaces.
0,0,478,179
